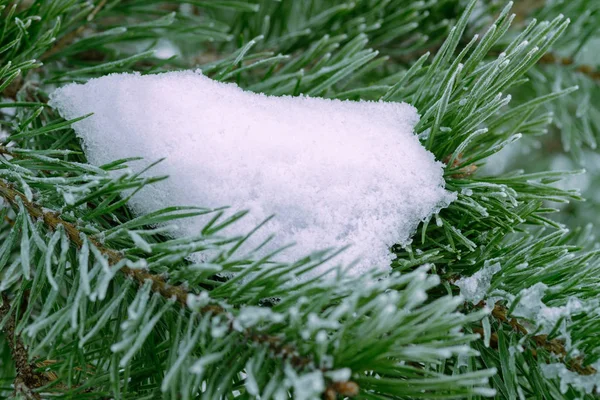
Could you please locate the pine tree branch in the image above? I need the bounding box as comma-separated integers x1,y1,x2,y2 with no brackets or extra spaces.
0,294,47,400
487,303,596,376
0,177,204,310
0,174,358,398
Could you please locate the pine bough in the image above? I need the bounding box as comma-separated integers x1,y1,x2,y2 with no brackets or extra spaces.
0,1,598,399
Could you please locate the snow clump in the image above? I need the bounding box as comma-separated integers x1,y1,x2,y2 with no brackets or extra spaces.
50,71,454,276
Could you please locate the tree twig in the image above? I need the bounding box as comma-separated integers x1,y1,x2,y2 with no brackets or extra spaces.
0,176,358,397
488,303,596,376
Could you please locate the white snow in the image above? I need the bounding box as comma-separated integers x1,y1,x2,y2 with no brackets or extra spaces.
325,368,352,382
186,291,210,311
49,71,454,276
285,367,325,400
511,282,585,335
541,362,600,395
454,262,501,304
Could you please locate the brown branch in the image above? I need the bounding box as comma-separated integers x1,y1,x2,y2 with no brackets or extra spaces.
324,381,360,400
488,303,596,376
539,52,600,81
0,176,358,397
0,178,208,311
0,294,47,400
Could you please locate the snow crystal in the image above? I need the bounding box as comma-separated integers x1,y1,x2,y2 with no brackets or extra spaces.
49,71,454,276
186,291,210,312
325,368,351,382
233,306,284,330
454,262,501,304
541,362,600,395
285,367,325,400
512,283,585,335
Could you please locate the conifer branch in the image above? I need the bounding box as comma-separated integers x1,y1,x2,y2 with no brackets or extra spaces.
0,174,359,397
487,303,596,376
1,0,597,397
0,175,210,311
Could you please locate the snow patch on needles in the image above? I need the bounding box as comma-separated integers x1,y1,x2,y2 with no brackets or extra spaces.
512,283,585,335
454,262,501,304
541,362,600,395
49,71,454,276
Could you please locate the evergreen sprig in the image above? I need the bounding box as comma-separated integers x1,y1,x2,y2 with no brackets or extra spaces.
0,1,599,399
